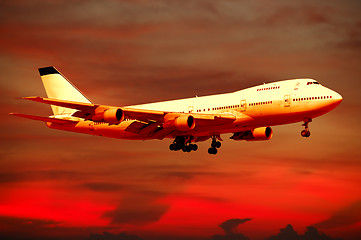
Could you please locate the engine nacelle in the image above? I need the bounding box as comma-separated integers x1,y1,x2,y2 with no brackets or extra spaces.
92,107,124,124
231,127,273,141
163,115,195,131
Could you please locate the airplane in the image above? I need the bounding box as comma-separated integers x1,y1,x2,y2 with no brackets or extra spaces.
10,66,343,155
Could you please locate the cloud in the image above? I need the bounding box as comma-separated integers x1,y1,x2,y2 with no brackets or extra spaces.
265,5,331,26
0,215,63,240
0,169,83,184
103,194,168,225
82,182,125,192
304,226,342,240
210,218,251,240
265,224,300,240
265,224,341,240
88,232,143,240
210,233,249,240
0,215,123,240
314,199,361,229
0,215,61,229
219,218,252,235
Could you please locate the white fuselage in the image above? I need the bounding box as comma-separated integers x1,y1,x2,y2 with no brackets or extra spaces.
48,78,342,140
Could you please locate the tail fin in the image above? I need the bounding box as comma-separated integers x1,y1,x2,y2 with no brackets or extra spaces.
38,66,92,115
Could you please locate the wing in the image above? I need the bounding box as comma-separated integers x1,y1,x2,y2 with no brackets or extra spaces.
22,96,236,125
22,96,97,116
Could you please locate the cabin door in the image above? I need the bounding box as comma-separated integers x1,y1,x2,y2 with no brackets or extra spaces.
240,99,247,112
188,106,194,113
284,95,291,107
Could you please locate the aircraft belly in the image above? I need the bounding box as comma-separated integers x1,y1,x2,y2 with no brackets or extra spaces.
93,121,148,140
248,107,330,127
48,120,145,140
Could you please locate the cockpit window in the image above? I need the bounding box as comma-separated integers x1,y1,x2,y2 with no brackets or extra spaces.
307,81,320,85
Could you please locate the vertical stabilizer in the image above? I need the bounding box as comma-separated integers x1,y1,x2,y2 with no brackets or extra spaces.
38,66,92,115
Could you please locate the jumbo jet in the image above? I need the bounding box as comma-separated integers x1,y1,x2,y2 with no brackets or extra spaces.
10,66,343,154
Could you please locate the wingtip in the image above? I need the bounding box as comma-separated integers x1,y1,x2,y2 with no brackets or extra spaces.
9,112,20,117
38,66,59,76
22,96,41,100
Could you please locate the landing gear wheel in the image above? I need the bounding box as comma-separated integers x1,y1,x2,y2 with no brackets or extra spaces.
191,144,198,151
208,147,217,155
301,130,310,137
179,143,198,152
211,141,221,148
182,145,191,152
209,135,221,154
301,119,312,138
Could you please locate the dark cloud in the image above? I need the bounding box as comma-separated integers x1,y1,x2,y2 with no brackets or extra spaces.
0,219,344,240
304,226,342,240
314,200,361,229
0,216,127,240
103,194,169,225
266,224,301,240
0,169,83,184
210,218,251,240
88,232,143,240
265,5,329,26
82,182,125,192
265,224,341,240
219,218,252,235
210,234,249,240
0,216,72,240
0,215,61,229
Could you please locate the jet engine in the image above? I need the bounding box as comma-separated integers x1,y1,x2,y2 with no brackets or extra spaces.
92,107,124,124
231,126,273,141
163,115,195,131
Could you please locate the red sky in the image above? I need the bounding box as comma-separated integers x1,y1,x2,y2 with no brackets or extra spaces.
1,1,361,240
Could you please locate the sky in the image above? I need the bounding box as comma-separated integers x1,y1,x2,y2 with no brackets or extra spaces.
1,0,361,239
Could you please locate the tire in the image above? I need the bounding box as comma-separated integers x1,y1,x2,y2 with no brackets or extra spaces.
301,130,311,137
208,147,217,155
192,144,198,151
301,130,307,137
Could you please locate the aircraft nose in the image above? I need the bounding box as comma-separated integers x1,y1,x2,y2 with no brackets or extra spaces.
333,91,343,103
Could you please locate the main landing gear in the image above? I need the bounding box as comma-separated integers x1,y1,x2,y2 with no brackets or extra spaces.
301,118,312,137
208,136,222,155
169,135,222,154
169,136,198,153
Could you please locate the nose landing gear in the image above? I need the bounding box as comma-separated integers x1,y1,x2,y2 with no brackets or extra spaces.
301,119,312,137
208,136,222,155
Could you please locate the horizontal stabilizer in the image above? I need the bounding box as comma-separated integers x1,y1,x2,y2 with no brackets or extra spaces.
9,113,78,124
22,96,96,112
